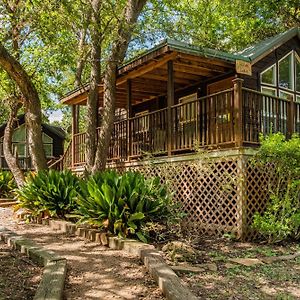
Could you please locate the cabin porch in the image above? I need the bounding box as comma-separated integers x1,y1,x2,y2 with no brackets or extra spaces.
60,83,300,171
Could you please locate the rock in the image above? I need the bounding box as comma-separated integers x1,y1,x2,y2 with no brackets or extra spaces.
162,241,199,262
171,265,205,274
100,233,108,246
261,252,300,264
229,258,263,266
205,263,218,272
224,263,236,269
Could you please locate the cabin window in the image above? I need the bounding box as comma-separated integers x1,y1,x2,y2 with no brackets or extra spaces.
12,125,26,157
261,87,276,96
261,65,276,85
279,91,294,101
279,53,293,90
260,51,300,101
42,133,53,157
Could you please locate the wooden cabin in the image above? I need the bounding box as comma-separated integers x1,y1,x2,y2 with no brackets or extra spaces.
0,115,66,170
58,28,300,238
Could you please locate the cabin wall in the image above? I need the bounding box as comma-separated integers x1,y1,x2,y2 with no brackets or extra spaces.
42,127,64,157
242,37,300,90
131,74,235,116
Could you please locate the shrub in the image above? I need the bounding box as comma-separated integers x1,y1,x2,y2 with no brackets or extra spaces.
75,170,171,241
0,170,16,198
252,133,300,243
16,169,79,218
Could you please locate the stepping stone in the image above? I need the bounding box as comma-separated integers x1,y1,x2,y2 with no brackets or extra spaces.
229,258,263,266
261,252,300,264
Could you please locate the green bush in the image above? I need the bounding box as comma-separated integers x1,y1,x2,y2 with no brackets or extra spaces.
16,169,79,218
75,170,171,241
252,133,300,243
0,170,16,198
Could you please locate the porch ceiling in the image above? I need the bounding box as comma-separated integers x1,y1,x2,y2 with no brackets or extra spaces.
62,46,235,107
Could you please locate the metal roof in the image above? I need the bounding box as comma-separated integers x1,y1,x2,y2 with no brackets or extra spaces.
237,27,300,63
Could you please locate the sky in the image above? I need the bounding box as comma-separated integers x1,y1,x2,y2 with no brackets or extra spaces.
49,110,63,122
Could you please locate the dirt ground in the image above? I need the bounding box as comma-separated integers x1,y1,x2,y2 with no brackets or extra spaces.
0,241,41,300
0,207,164,300
163,237,300,300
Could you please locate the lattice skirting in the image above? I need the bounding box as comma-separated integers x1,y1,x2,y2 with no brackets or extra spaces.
107,152,273,240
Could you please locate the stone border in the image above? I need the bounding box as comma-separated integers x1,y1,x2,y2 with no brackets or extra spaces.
33,218,198,300
0,226,67,300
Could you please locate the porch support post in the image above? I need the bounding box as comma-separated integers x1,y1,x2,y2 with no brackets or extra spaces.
167,60,174,156
233,78,244,147
71,104,79,168
126,79,132,160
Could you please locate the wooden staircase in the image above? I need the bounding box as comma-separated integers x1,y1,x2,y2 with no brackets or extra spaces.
48,141,72,171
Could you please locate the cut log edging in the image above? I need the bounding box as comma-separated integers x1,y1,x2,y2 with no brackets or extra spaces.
32,218,199,300
0,226,66,300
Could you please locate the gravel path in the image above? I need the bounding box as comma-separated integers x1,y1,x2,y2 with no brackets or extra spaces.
0,208,164,300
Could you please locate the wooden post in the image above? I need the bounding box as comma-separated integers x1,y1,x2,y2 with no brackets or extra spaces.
126,79,132,160
236,153,247,240
71,104,79,168
233,78,244,147
167,60,174,156
287,95,294,138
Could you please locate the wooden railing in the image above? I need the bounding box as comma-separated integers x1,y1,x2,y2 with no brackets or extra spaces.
242,88,298,144
65,87,300,168
73,132,86,165
107,119,128,161
295,101,300,133
171,89,234,151
0,157,32,170
130,108,168,158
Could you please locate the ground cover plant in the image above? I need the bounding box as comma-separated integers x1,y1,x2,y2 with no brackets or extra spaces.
0,170,16,198
16,169,79,218
252,133,300,243
164,237,300,300
75,170,171,242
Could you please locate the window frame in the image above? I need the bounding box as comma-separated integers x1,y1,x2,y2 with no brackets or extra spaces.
278,51,294,91
260,50,300,101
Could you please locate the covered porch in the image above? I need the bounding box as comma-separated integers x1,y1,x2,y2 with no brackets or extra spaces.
60,40,300,170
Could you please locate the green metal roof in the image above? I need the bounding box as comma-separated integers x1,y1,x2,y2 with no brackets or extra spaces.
121,38,249,69
123,27,300,68
237,27,300,63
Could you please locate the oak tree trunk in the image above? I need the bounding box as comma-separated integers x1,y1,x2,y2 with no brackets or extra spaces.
0,43,47,171
85,0,102,172
3,102,25,187
92,0,147,172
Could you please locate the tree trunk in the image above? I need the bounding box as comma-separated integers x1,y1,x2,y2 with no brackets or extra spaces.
85,0,102,172
3,101,25,187
0,42,47,171
92,0,147,172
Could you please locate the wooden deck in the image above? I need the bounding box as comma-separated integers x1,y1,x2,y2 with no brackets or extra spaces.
61,87,300,170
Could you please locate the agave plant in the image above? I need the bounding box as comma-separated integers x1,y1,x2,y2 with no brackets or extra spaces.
16,169,79,218
0,170,16,198
75,170,170,241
